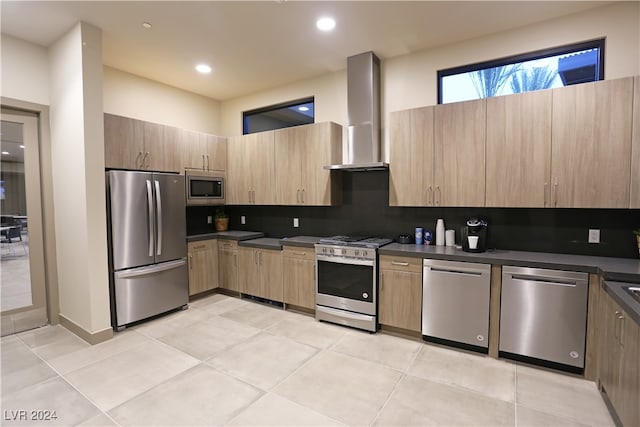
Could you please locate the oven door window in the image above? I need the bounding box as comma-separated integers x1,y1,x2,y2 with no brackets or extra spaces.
317,260,374,302
190,179,222,198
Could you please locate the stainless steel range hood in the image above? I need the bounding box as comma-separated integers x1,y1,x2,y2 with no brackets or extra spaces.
325,52,387,171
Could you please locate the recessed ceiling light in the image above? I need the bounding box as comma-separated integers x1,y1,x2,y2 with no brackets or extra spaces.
142,22,152,29
195,64,212,74
316,17,336,32
298,106,309,112
2,151,9,155
20,145,24,149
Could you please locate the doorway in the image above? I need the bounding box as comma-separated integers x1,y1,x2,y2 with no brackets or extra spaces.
1,109,48,335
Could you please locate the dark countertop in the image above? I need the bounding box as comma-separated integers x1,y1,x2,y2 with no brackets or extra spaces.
604,281,640,326
238,237,283,250
280,236,323,248
187,230,264,242
379,243,640,281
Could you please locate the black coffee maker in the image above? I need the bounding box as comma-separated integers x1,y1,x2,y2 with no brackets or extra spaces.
462,218,488,253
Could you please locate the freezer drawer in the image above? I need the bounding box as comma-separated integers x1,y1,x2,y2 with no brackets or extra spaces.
113,259,188,328
422,259,491,349
499,266,588,369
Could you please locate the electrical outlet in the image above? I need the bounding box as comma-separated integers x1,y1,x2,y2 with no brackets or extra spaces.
588,229,600,244
293,218,299,228
207,215,212,224
241,215,246,225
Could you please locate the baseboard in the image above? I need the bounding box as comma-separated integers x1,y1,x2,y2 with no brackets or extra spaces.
59,314,113,345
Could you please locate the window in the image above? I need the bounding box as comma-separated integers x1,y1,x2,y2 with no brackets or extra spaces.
438,39,604,104
243,97,314,134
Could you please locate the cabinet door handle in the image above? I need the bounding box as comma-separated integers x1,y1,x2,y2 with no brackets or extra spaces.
302,189,305,204
293,251,306,256
189,254,193,269
193,244,206,250
553,180,558,207
297,189,301,204
391,261,409,266
544,182,548,207
254,251,258,265
380,272,383,291
427,187,433,206
248,190,251,204
145,152,150,169
202,154,206,170
136,151,143,168
207,155,210,170
435,186,441,206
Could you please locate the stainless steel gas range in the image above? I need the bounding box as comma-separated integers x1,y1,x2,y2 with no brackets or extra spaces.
315,236,392,332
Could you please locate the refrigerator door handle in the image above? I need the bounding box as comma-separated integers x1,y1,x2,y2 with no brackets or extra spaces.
146,179,155,257
115,259,187,279
155,179,162,256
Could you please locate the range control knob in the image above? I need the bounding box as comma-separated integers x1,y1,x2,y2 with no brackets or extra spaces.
342,249,347,255
354,250,360,256
363,250,368,257
329,248,334,254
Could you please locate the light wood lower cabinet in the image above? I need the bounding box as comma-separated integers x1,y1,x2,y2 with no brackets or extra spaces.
238,247,283,301
187,240,218,296
218,240,239,292
282,247,315,310
379,255,422,332
598,285,640,427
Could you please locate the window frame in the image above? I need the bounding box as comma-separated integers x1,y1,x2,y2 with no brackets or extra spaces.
437,38,605,104
242,96,315,135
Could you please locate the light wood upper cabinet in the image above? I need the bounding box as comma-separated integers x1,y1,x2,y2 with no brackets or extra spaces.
282,246,315,310
187,240,218,296
238,247,283,302
104,113,180,172
379,255,422,332
227,132,276,205
143,122,181,173
434,98,486,207
631,76,640,209
275,122,342,206
486,90,552,207
389,107,435,206
182,130,227,172
104,113,144,170
551,77,633,208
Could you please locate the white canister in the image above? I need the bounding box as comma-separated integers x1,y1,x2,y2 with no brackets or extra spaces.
415,227,423,244
435,219,445,246
445,229,455,246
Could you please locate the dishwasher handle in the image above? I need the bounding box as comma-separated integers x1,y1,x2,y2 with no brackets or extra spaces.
427,267,484,277
510,275,578,288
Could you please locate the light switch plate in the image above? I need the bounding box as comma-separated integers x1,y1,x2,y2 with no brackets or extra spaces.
588,229,600,244
293,218,299,228
207,215,212,224
241,215,246,225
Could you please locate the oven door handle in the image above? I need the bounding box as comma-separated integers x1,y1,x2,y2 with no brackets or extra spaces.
316,255,375,267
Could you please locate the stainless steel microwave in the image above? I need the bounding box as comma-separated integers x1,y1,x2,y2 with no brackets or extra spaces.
185,170,225,206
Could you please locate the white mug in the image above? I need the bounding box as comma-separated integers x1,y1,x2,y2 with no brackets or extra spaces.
445,229,455,246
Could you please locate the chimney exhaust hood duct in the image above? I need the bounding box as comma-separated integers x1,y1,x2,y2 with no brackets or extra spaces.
325,51,387,171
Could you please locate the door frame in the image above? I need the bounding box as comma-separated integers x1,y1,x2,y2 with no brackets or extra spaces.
2,97,60,330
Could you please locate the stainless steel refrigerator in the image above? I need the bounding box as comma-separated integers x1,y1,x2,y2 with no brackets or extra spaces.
106,170,188,330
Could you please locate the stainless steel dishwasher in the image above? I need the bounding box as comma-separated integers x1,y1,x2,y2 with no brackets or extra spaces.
499,266,588,369
422,259,491,351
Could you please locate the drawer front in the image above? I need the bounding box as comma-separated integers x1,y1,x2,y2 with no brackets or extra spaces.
188,240,215,252
283,246,314,260
218,239,238,251
380,255,422,273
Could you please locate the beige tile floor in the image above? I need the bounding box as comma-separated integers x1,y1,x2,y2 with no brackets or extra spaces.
0,293,615,427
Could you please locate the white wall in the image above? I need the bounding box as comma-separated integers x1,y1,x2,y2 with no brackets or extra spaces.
220,2,640,161
48,22,111,335
1,35,49,105
103,67,222,134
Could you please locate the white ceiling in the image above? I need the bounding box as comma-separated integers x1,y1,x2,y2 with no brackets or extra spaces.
1,1,611,101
